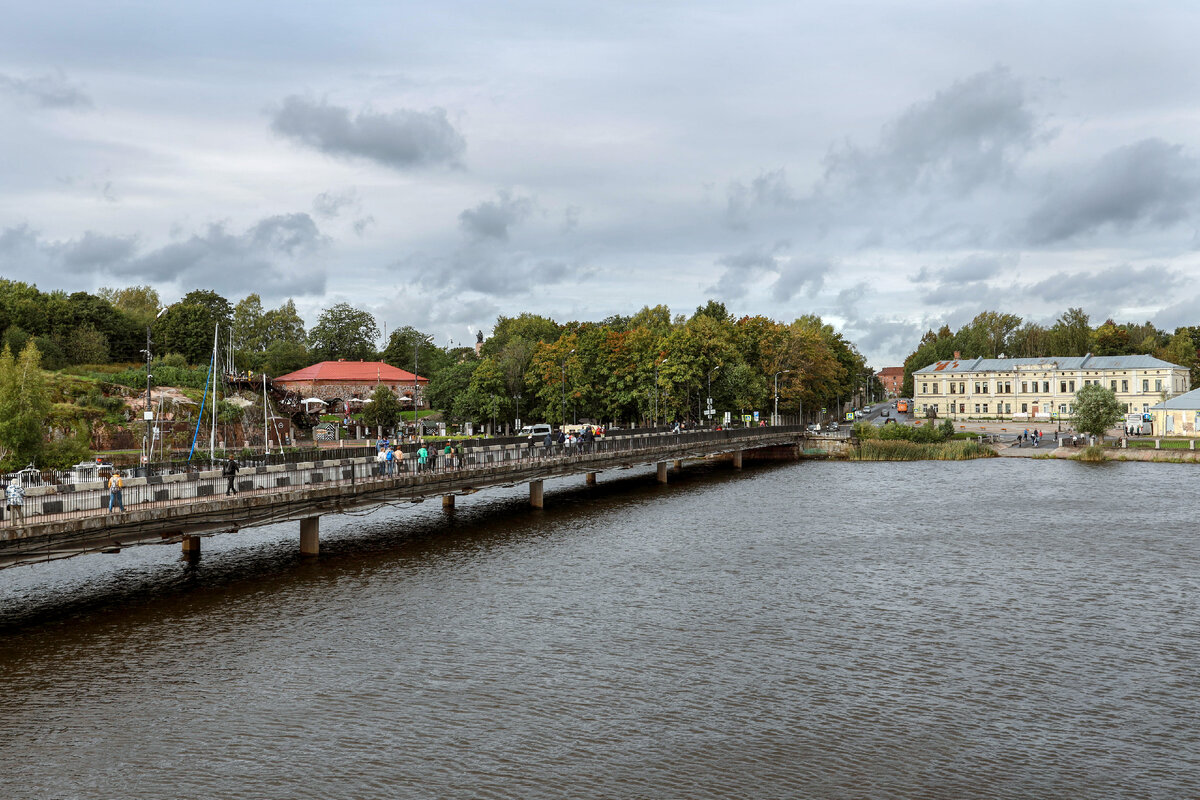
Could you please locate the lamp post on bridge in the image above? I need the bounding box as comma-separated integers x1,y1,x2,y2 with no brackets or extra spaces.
561,349,574,428
653,356,667,427
774,369,791,426
707,366,720,427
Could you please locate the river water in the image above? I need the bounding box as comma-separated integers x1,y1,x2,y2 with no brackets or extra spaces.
1,458,1197,799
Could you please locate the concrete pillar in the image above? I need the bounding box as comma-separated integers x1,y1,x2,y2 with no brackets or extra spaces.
529,480,544,508
673,459,683,470
732,450,743,469
300,516,320,556
443,494,455,509
181,535,201,556
657,462,668,483
586,473,597,485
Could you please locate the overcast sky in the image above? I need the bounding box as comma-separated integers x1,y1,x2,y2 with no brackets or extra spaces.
2,1,1198,366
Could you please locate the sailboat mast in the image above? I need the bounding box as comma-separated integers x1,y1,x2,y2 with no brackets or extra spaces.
263,372,270,454
209,322,219,461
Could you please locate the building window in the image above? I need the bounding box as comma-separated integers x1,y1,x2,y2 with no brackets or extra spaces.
1155,379,1162,391
1060,381,1067,393
1069,380,1075,392
1004,381,1011,393
983,403,988,413
933,383,939,394
922,383,927,394
974,382,981,394
1122,380,1128,392
959,382,965,394
1021,403,1028,412
1021,382,1028,393
1005,403,1011,414
1110,380,1117,391
949,383,956,394
1043,381,1050,393
959,403,965,414
975,404,980,413
1143,380,1149,392
1059,404,1067,414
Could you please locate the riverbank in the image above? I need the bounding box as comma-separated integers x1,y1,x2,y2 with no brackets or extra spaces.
993,441,1200,463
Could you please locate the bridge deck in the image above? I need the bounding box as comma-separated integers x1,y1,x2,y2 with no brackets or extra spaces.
0,427,841,568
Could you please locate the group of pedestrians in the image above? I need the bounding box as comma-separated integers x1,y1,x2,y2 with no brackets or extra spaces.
375,437,466,475
542,427,597,455
1019,428,1046,448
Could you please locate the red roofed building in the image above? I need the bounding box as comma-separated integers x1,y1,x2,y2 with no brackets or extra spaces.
877,367,904,397
274,360,430,409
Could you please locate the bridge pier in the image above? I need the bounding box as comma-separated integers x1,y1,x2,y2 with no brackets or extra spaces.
443,494,455,509
656,462,668,483
181,535,201,557
586,473,597,485
732,450,743,469
300,516,320,556
530,480,544,508
673,459,683,470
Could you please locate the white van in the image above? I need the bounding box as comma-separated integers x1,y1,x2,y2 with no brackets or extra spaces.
518,424,553,438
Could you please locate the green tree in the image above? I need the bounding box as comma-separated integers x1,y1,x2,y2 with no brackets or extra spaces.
0,341,49,467
428,358,480,421
1073,383,1123,440
381,326,449,377
98,285,161,327
262,298,307,345
359,385,404,428
158,290,234,365
308,303,379,361
480,313,560,358
232,294,267,355
263,340,311,376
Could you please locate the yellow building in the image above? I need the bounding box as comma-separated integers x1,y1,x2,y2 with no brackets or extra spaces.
1150,388,1200,437
912,354,1191,421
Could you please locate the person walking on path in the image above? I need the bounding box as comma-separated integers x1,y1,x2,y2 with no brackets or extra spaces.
376,447,387,476
223,458,239,495
385,446,395,476
417,444,428,474
6,478,25,526
108,472,125,512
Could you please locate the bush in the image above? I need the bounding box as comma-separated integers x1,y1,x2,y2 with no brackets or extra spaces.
852,439,994,461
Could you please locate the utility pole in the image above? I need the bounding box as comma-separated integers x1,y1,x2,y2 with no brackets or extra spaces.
653,357,667,427
561,349,574,426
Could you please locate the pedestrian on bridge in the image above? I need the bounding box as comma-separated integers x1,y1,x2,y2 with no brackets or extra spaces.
417,444,428,474
224,459,239,495
108,472,125,512
6,478,25,526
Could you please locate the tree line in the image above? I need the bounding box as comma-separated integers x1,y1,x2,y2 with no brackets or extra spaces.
901,309,1200,397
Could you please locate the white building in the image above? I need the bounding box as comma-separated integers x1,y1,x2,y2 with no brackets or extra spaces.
912,354,1191,420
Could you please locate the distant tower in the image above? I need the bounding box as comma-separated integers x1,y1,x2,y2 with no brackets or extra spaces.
475,330,484,356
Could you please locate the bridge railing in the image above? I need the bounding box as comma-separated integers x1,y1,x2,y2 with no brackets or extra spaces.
0,426,806,530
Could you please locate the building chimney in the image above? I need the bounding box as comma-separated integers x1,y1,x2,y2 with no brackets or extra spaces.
953,351,961,360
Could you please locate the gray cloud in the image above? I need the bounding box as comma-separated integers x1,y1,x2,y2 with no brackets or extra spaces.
0,214,328,298
458,191,534,241
771,257,832,302
271,95,465,170
835,282,870,324
0,70,92,109
1026,263,1178,307
709,242,788,300
725,168,799,229
848,318,927,366
822,66,1038,197
1023,139,1200,243
403,248,588,298
312,188,360,218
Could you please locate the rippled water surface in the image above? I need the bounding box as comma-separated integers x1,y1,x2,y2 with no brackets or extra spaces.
2,458,1198,799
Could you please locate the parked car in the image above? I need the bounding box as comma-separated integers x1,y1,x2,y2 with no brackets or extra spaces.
806,423,820,432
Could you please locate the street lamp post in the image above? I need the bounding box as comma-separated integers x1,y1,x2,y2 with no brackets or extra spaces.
707,366,720,427
653,357,667,427
774,369,791,426
513,393,521,433
141,306,169,465
561,349,575,427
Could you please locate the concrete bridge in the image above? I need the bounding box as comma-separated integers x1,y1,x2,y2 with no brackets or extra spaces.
0,426,849,569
